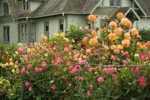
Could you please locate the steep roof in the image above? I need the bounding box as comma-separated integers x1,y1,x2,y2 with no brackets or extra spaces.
6,0,22,18
32,0,101,18
135,0,150,17
7,0,101,19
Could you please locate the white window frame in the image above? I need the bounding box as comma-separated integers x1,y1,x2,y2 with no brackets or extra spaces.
85,19,91,29
3,2,9,16
3,26,10,43
44,21,49,38
22,0,29,10
110,0,121,7
59,19,64,33
19,24,28,42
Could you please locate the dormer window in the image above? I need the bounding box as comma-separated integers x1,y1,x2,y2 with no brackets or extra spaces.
23,0,29,10
110,0,121,6
3,2,9,15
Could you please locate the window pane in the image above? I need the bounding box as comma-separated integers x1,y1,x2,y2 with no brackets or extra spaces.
59,19,64,32
3,26,9,42
110,0,115,6
116,0,121,6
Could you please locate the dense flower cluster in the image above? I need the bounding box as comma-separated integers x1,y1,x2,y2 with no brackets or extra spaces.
1,13,150,99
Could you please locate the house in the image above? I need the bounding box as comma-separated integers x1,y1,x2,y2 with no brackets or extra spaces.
0,0,150,44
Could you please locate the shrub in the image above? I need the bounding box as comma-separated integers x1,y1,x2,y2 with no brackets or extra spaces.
1,13,150,99
139,29,150,42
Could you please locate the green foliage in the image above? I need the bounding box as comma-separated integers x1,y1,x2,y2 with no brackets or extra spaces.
139,29,150,42
66,25,89,42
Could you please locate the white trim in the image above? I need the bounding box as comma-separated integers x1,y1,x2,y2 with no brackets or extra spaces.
124,8,140,20
134,0,146,18
91,0,103,13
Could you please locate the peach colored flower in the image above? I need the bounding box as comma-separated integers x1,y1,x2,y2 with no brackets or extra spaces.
89,38,98,46
103,46,109,51
91,30,97,37
110,45,117,50
88,14,96,22
136,35,142,40
86,49,91,54
109,21,117,29
114,28,122,36
117,45,123,50
42,35,47,42
137,42,142,48
122,39,130,48
117,12,123,19
124,32,131,40
108,33,117,42
82,37,88,43
121,18,132,28
64,47,69,52
131,28,139,37
141,45,147,50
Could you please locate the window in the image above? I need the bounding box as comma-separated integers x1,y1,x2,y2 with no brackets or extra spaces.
44,21,49,38
85,19,91,29
23,0,29,10
3,2,9,15
101,20,109,28
3,26,10,43
59,19,64,32
110,0,121,6
19,24,28,41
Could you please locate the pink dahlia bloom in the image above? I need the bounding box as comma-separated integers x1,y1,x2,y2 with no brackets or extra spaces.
25,82,30,88
51,84,56,90
42,62,47,68
97,77,104,83
27,64,32,70
34,67,39,73
71,67,77,74
139,77,146,89
87,91,91,97
21,67,26,74
28,87,32,91
114,49,120,55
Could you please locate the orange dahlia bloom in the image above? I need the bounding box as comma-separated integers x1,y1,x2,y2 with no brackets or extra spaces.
122,39,130,48
136,35,142,40
124,32,131,40
131,28,139,37
121,18,132,28
89,38,98,46
42,35,48,41
117,12,123,19
109,21,117,29
88,14,96,22
117,45,123,50
110,45,117,50
114,28,122,36
108,33,117,42
91,30,97,37
82,37,88,43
